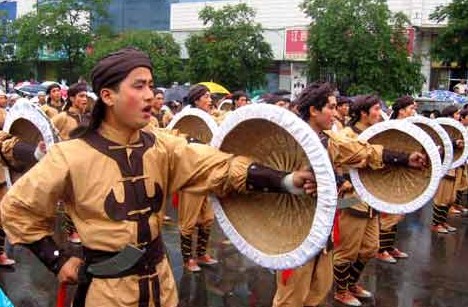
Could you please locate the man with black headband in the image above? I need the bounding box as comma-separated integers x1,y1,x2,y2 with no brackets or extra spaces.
1,47,316,307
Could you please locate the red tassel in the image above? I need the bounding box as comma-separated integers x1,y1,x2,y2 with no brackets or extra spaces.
333,209,341,247
172,193,179,209
281,269,294,285
56,283,67,307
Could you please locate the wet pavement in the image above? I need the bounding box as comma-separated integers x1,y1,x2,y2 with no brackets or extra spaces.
0,203,467,307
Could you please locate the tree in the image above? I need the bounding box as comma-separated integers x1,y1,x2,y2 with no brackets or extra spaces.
430,0,468,68
185,3,273,91
10,0,109,81
84,30,183,87
301,0,424,98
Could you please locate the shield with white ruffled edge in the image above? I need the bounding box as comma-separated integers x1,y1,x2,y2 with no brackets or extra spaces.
210,104,337,270
166,107,218,144
406,116,453,178
435,117,468,169
350,120,441,214
3,100,60,187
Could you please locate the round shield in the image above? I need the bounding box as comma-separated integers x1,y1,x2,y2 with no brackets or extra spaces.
406,116,453,177
218,100,233,111
166,107,218,144
349,120,441,214
210,104,337,269
435,117,468,169
3,100,60,187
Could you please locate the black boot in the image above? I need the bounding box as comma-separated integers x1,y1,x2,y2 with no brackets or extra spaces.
181,234,200,272
333,262,351,293
196,227,218,265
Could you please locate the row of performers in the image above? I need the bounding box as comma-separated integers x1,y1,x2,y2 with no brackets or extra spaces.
0,47,463,307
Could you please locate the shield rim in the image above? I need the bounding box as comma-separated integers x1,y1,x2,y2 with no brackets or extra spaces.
349,120,441,214
210,104,337,270
3,101,59,188
406,116,453,177
435,117,468,169
166,106,218,140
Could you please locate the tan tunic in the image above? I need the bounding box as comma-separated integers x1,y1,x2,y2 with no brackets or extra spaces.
1,122,252,307
0,131,24,186
51,107,88,140
40,104,59,119
434,168,457,206
338,124,380,217
0,108,6,129
151,109,173,128
274,129,384,307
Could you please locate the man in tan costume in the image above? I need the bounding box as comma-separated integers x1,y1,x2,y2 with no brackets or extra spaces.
333,95,426,307
1,48,315,307
432,105,463,233
41,83,65,118
376,96,415,263
178,84,220,272
51,82,90,243
273,84,426,307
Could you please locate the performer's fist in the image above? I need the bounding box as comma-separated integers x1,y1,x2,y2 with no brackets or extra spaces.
292,170,317,195
455,139,464,149
58,256,83,285
408,152,427,169
34,141,47,161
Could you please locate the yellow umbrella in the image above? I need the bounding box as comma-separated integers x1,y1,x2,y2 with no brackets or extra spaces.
198,82,230,94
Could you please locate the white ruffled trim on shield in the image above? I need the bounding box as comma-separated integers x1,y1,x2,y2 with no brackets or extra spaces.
406,116,453,178
166,106,219,137
349,120,442,215
210,104,337,270
435,117,468,169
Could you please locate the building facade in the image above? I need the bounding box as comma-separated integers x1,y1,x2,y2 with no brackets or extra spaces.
171,0,459,93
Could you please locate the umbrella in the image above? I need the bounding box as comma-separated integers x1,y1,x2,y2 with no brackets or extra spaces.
164,85,189,103
198,82,230,94
426,90,468,103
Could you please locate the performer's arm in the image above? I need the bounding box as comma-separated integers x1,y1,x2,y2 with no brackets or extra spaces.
326,131,423,170
0,131,44,170
1,145,70,273
164,134,310,196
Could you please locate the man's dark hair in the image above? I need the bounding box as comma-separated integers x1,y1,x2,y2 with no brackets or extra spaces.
337,96,352,107
441,105,459,118
153,88,164,96
348,95,380,126
459,108,468,120
296,82,336,121
390,95,414,119
232,91,248,103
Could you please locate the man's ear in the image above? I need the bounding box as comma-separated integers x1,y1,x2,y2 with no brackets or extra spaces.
309,105,319,118
100,88,115,107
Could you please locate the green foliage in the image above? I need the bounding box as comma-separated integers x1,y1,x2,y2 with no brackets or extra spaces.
301,0,424,98
84,31,183,86
430,0,468,67
185,3,273,91
10,0,109,81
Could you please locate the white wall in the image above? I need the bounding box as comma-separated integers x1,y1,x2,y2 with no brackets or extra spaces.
16,0,36,17
171,0,451,31
171,0,309,31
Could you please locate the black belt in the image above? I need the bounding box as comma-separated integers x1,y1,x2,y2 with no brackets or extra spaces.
73,235,165,307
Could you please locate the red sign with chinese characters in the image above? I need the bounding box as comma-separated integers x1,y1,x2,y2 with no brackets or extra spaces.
285,28,308,60
406,27,415,56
